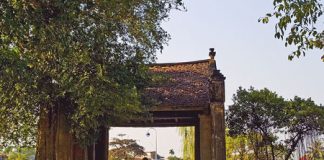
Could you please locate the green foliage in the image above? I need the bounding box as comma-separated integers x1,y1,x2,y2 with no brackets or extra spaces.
167,149,183,160
227,87,286,160
260,0,324,61
109,135,146,160
178,127,194,160
282,97,324,159
1,147,35,160
306,140,324,160
227,87,324,160
227,87,285,136
167,155,183,160
226,129,254,160
0,0,184,147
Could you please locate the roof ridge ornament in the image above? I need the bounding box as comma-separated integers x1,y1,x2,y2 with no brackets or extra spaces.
209,48,216,59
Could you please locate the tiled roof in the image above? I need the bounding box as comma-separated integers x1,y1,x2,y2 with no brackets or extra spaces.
143,59,214,107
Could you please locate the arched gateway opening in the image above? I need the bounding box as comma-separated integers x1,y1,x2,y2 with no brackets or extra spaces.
37,49,226,160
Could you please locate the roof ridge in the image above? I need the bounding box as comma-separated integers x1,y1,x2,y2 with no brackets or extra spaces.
148,59,211,66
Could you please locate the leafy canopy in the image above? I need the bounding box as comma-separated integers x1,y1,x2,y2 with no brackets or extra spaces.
227,87,324,160
0,0,183,147
227,87,285,137
260,0,324,61
226,87,286,160
109,135,146,160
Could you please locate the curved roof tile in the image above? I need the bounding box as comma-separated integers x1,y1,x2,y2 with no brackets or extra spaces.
143,59,214,107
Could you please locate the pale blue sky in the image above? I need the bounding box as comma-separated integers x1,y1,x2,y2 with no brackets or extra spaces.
110,0,324,158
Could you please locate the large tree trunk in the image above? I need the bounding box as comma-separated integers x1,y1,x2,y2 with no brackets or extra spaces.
36,104,77,160
36,102,108,160
95,127,108,160
36,106,58,160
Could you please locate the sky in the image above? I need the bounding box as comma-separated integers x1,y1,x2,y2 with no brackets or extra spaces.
110,0,324,158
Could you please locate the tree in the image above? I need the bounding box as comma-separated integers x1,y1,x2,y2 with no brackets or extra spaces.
169,149,175,156
167,149,183,160
0,0,183,154
109,135,146,160
226,87,324,160
282,97,324,160
178,127,194,160
227,87,286,160
260,0,324,61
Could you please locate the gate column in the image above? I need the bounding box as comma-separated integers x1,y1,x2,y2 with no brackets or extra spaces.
211,102,226,160
209,65,226,160
199,114,213,160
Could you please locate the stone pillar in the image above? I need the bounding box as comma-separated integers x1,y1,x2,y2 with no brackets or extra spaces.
199,114,213,160
209,71,225,160
211,102,226,160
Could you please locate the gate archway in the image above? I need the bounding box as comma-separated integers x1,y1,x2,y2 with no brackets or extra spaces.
109,48,226,160
37,48,226,160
